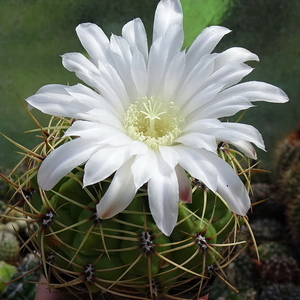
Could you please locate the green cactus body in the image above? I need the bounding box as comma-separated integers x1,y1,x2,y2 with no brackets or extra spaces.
0,261,17,292
0,231,19,264
189,187,243,243
21,170,243,299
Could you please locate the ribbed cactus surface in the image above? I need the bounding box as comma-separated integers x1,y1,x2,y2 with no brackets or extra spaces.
23,170,243,299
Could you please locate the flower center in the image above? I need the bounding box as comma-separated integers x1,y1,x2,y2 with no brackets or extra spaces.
124,97,184,150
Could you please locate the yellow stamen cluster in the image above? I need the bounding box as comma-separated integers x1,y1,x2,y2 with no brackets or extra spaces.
124,97,184,150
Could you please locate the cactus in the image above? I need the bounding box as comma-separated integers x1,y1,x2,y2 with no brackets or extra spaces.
261,255,300,285
274,123,300,178
0,261,17,293
0,114,253,300
272,125,300,244
249,219,284,243
285,194,300,244
0,230,20,264
259,283,300,300
257,242,289,262
1,253,41,300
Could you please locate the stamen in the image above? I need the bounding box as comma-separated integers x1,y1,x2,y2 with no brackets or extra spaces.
124,96,184,150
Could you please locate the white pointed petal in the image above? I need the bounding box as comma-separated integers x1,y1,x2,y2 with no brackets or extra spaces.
148,154,179,236
162,51,186,100
185,26,231,71
129,141,148,156
153,0,182,42
175,132,217,152
221,81,289,103
159,146,179,169
213,47,259,71
122,18,148,62
131,49,148,97
26,84,79,117
175,165,192,203
183,118,223,133
174,145,218,192
174,54,216,106
76,23,109,65
230,140,257,159
192,96,254,120
64,121,132,146
66,84,116,114
97,158,137,219
181,83,225,117
196,80,288,120
211,122,265,151
204,62,254,91
202,151,251,215
96,62,130,112
148,22,184,97
62,53,101,89
38,138,98,190
84,145,131,186
25,84,106,121
85,108,124,129
131,149,156,189
108,34,138,101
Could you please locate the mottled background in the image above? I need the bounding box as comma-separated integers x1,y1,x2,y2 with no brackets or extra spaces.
0,0,298,170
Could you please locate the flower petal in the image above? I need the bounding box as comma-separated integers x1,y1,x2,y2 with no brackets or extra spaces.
148,153,179,236
191,94,254,120
159,146,179,169
64,120,132,145
210,122,265,152
131,148,156,189
62,52,101,89
185,26,231,72
221,81,289,104
26,83,121,121
213,47,259,71
162,51,186,100
122,18,148,63
148,22,184,97
180,82,225,118
183,118,223,133
203,62,254,91
229,140,257,159
76,23,110,66
131,49,148,97
174,145,218,192
153,0,182,42
175,132,217,152
174,54,216,106
108,34,138,101
83,145,131,187
175,165,192,203
37,138,99,190
96,158,137,219
201,151,251,215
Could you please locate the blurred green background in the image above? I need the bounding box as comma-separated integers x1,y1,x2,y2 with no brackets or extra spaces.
0,0,298,170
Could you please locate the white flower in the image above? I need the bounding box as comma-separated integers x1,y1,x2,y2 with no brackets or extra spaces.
26,0,288,236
